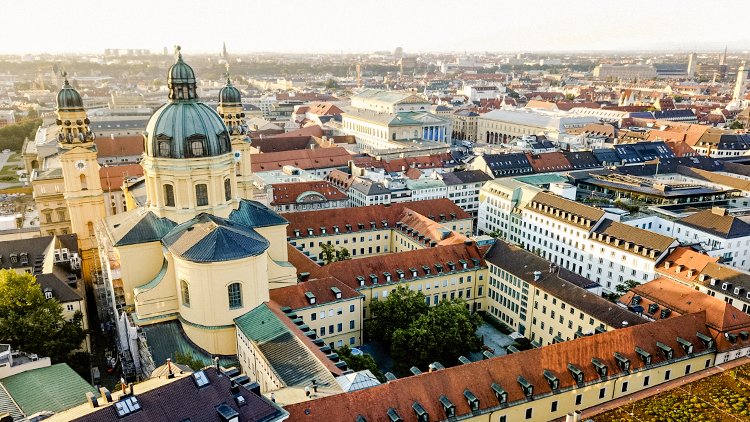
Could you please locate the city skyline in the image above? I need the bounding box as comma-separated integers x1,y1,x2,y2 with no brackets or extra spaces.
4,0,750,55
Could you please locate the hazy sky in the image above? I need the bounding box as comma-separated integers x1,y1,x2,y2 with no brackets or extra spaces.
4,0,749,54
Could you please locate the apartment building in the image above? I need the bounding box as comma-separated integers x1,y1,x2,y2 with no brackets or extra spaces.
484,242,644,345
269,277,364,349
437,170,493,217
287,312,736,422
478,180,678,292
283,199,474,263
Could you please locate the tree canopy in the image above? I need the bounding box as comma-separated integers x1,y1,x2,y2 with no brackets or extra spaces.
367,286,428,347
0,270,86,363
320,243,352,265
335,345,385,382
366,286,482,373
0,118,42,152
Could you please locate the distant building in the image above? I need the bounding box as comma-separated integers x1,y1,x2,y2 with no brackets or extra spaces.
593,64,657,80
0,109,15,127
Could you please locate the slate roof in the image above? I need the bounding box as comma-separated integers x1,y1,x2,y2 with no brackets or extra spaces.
562,151,601,169
68,367,286,422
106,208,177,247
349,179,390,196
591,148,620,164
162,213,269,263
1,364,96,416
480,153,533,177
139,320,236,369
0,236,54,270
228,199,288,228
285,313,711,422
525,192,605,229
234,303,338,387
677,209,750,239
484,242,642,328
36,273,82,303
439,170,493,186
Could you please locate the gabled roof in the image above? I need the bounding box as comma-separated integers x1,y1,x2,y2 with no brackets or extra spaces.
524,152,572,173
36,273,82,303
0,236,54,269
525,192,605,229
94,135,144,157
592,219,676,258
270,181,347,206
228,199,288,228
439,170,493,186
656,246,718,283
285,313,711,421
234,303,340,388
1,364,96,416
250,147,352,172
562,150,601,169
621,277,750,332
99,164,144,193
335,370,381,392
269,277,362,310
162,213,269,263
677,208,750,239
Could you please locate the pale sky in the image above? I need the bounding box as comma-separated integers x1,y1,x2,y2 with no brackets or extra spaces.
3,0,749,54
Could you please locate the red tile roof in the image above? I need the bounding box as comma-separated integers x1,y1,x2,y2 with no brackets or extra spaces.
99,164,144,192
267,125,324,139
621,277,750,333
656,246,718,283
285,312,714,422
94,135,144,157
524,152,572,173
250,147,353,172
269,277,362,310
282,199,471,239
270,181,347,206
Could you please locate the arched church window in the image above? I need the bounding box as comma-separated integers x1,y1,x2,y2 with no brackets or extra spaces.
181,280,190,307
195,184,208,206
158,141,170,157
80,174,88,190
190,140,204,157
164,184,175,207
224,178,231,201
228,282,242,309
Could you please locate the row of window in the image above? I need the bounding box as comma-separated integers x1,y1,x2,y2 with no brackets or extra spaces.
181,280,243,309
163,179,232,207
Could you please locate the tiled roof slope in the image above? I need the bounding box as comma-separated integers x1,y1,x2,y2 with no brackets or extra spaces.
228,199,288,229
283,199,471,239
678,208,750,239
525,192,605,228
285,313,712,421
621,277,750,332
269,277,362,310
592,219,676,256
270,181,347,206
69,367,286,422
484,242,643,328
2,364,96,416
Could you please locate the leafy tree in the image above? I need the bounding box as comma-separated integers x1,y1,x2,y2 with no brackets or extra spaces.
391,300,482,371
729,120,744,130
320,243,337,264
615,279,640,295
0,119,42,152
366,286,428,347
335,345,384,382
325,78,339,89
173,351,206,371
0,270,86,363
335,247,351,261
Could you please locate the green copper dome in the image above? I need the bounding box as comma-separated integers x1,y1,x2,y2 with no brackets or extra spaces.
145,48,231,159
56,74,84,111
219,78,242,105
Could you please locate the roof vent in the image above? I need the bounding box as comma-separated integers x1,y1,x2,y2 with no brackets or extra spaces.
410,366,422,376
384,372,397,382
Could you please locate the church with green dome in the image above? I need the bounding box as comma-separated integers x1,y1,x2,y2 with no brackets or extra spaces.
96,49,298,375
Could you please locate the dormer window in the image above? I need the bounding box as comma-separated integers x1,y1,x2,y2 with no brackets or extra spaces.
44,288,53,300
369,274,378,284
305,291,316,304
356,276,366,287
614,352,630,371
158,140,171,157
460,259,467,269
677,337,694,354
384,272,392,282
592,358,608,377
10,254,17,264
422,265,431,275
370,221,376,229
410,267,418,277
463,389,480,411
307,228,314,235
447,262,455,271
333,226,339,233
387,408,402,422
331,287,342,299
435,264,443,273
320,227,327,234
635,347,652,365
696,332,714,349
345,224,352,231
358,223,364,230
491,383,507,404
567,363,584,384
411,402,428,422
396,269,405,279
294,229,300,237
543,370,559,390
517,376,533,398
438,395,456,418
647,303,659,315
656,342,673,360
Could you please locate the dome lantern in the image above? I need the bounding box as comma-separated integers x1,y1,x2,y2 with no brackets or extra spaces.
168,46,198,101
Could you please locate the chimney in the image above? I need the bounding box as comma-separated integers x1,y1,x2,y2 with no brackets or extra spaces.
128,383,135,396
99,387,112,403
86,392,99,408
166,358,174,379
711,206,727,216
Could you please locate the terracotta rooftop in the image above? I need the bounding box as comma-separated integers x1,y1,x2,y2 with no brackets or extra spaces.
282,199,471,239
94,135,144,157
270,277,362,311
99,164,144,192
656,246,718,283
250,147,352,173
321,243,485,291
621,277,750,333
270,181,347,206
524,152,572,173
285,312,713,422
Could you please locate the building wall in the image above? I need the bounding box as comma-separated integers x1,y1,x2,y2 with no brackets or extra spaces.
295,297,363,349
